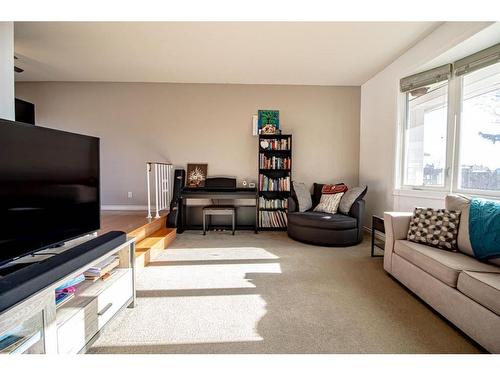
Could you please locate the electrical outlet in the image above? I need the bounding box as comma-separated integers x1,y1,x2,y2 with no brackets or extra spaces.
127,191,133,199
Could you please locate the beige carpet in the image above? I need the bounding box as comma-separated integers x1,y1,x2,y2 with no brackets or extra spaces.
88,231,482,354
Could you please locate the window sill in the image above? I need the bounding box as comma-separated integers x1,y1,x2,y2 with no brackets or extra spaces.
393,189,447,200
393,188,500,201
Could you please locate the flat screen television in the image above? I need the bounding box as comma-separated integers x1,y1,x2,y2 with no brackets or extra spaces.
0,119,100,266
15,98,35,125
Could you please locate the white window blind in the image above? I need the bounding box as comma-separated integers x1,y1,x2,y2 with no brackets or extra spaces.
400,64,452,93
454,43,500,76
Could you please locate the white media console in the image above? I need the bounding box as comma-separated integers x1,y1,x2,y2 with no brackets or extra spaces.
0,236,136,354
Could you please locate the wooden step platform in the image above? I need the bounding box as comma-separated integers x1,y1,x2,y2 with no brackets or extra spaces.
128,215,167,243
100,211,176,267
135,227,176,268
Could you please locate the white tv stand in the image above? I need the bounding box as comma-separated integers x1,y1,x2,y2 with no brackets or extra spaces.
0,237,136,354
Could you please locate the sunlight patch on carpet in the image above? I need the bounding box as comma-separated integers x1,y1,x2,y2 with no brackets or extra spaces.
156,246,280,262
91,294,268,346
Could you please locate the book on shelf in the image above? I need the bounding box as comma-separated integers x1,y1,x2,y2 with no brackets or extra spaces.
259,154,291,170
55,274,85,293
55,292,75,307
260,138,290,151
259,210,288,228
0,332,42,354
259,197,288,209
84,256,119,280
259,175,290,192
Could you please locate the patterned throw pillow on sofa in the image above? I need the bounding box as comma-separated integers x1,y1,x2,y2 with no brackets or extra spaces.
407,208,461,250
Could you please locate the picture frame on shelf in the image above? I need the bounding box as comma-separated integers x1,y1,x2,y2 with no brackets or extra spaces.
186,163,208,187
258,110,280,132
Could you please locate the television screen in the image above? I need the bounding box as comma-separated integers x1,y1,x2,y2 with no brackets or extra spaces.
15,98,35,125
0,119,100,266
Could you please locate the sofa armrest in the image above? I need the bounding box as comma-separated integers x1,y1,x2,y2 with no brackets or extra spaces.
383,212,413,273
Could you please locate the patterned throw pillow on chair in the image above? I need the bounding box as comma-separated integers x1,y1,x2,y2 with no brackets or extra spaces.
313,184,348,214
407,208,461,250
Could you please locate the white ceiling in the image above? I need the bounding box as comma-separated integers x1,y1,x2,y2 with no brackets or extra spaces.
14,22,440,85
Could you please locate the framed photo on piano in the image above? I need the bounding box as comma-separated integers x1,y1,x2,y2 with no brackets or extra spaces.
186,163,208,187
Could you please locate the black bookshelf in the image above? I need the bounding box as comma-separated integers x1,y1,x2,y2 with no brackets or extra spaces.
257,134,292,231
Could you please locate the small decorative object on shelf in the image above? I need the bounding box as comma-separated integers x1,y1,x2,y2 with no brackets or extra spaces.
257,133,292,231
261,125,280,135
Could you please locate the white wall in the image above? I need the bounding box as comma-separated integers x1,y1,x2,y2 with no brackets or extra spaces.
16,82,360,207
359,22,494,226
0,22,14,120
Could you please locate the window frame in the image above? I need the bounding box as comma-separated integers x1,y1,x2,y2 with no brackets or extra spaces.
399,80,454,192
452,71,500,199
399,64,500,198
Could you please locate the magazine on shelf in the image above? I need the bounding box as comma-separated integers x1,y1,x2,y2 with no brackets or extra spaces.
259,210,288,228
84,256,119,280
55,292,75,307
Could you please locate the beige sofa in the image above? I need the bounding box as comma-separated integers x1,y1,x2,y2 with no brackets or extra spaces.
383,195,500,353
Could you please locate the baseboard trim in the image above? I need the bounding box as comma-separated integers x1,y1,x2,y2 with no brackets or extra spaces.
101,205,149,211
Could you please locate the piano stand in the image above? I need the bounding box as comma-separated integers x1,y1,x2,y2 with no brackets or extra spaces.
178,187,258,234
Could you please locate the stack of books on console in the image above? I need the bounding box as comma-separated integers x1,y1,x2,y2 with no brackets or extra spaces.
84,256,120,281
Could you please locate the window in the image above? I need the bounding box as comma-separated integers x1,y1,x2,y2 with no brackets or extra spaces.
404,82,448,187
399,43,500,197
457,62,500,192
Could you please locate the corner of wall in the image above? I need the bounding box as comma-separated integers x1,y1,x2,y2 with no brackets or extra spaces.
0,22,15,121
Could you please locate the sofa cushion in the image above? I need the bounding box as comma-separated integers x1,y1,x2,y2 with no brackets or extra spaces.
394,240,500,287
445,194,473,255
457,271,500,316
287,211,357,230
446,194,500,267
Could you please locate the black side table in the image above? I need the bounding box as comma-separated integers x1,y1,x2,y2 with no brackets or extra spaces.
371,215,385,257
